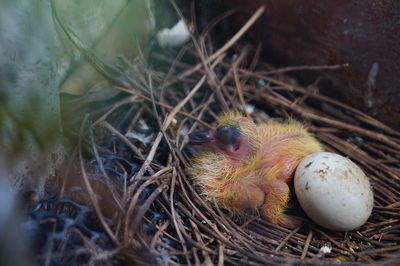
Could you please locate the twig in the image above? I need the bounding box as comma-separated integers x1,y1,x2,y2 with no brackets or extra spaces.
275,226,301,251
78,115,120,245
301,230,313,259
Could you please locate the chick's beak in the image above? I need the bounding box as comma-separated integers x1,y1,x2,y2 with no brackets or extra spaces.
188,130,215,145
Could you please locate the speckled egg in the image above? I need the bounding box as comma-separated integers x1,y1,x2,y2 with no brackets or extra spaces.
294,152,374,231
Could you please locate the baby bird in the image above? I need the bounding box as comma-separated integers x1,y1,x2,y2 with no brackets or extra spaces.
188,112,323,228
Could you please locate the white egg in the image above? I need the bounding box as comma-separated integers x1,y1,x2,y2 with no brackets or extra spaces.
294,152,373,231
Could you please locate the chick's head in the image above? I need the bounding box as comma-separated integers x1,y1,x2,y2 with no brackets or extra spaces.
188,113,264,208
189,112,261,161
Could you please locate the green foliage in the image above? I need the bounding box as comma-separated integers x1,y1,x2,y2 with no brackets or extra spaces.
0,92,61,158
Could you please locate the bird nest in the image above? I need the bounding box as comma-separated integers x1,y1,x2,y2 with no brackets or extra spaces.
46,6,400,266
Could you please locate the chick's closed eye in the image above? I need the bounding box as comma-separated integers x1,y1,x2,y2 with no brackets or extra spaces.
216,125,241,149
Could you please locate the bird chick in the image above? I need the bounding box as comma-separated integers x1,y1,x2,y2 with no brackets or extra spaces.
188,112,323,228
